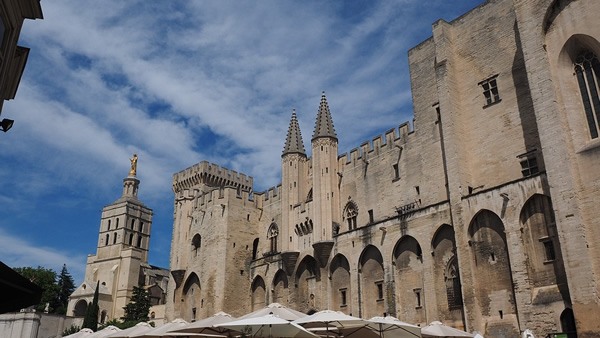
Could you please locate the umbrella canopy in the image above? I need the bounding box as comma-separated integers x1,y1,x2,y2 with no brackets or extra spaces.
131,319,188,338
366,316,422,338
170,312,236,336
216,313,319,338
421,321,473,338
64,328,95,338
89,326,122,338
293,310,367,337
106,322,154,338
239,303,307,321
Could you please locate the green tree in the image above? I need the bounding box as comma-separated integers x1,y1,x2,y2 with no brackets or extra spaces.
82,281,100,331
122,286,151,323
52,264,75,315
13,266,58,312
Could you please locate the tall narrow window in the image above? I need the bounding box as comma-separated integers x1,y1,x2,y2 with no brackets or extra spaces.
344,201,358,231
105,234,110,246
574,51,600,139
268,223,279,254
131,219,135,229
113,232,117,244
107,219,111,231
340,288,347,306
375,281,384,300
137,236,142,248
479,75,500,107
129,233,134,245
368,209,374,223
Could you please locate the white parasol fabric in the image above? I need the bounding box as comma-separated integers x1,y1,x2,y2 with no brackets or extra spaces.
64,328,95,338
169,311,236,336
216,313,319,338
366,316,422,338
89,326,122,338
239,303,307,321
421,321,473,337
521,329,535,338
293,310,367,337
106,322,154,338
130,318,188,338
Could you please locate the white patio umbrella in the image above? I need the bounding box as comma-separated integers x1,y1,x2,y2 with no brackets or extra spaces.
215,313,319,338
366,316,422,338
239,303,307,321
421,321,473,337
293,310,367,338
89,325,122,338
64,328,95,338
131,318,188,338
106,322,154,338
170,312,236,336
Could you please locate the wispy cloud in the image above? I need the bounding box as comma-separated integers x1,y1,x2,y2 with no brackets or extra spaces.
2,0,485,273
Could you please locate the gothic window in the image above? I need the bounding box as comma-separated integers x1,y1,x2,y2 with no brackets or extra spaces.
479,75,500,107
130,219,135,229
344,201,358,231
139,222,144,233
445,256,463,310
107,219,111,231
268,223,279,253
115,218,119,228
192,234,201,257
137,235,142,248
105,234,109,246
574,51,600,139
128,233,134,245
113,232,117,244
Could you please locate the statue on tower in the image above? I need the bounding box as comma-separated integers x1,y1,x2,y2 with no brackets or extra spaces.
129,153,138,176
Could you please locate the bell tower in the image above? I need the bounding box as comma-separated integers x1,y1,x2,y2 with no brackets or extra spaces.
67,154,153,321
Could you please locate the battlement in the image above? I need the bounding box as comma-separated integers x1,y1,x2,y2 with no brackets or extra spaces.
338,121,413,165
173,161,253,193
189,186,259,209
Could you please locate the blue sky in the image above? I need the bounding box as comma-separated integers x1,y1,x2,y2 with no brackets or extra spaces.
0,0,485,284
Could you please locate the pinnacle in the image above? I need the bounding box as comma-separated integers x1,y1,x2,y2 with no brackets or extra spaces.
282,109,306,157
312,91,338,141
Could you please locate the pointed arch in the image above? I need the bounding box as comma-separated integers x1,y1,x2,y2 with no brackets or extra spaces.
393,235,424,323
183,272,200,295
251,276,266,311
272,270,288,304
268,222,279,254
343,200,359,231
468,210,517,333
294,255,320,313
560,308,577,336
252,238,259,260
330,254,351,313
430,224,464,325
191,234,201,257
359,245,384,319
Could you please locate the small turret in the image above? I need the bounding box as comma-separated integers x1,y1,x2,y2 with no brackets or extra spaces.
283,109,307,157
312,92,338,142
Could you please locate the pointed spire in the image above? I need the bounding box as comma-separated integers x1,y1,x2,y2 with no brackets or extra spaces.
282,109,306,157
312,91,337,141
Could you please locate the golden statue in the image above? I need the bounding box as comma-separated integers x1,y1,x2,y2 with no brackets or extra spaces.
129,153,138,176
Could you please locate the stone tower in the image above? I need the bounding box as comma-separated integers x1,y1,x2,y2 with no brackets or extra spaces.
67,155,153,322
310,92,340,246
281,110,307,252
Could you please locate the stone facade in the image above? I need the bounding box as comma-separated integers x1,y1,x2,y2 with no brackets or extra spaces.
166,1,600,337
67,166,169,325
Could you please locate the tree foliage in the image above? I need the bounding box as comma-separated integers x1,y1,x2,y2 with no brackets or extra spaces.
82,281,100,331
13,266,58,312
122,286,151,323
53,264,76,315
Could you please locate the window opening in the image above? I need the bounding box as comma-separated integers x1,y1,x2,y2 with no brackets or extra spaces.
520,155,539,177
375,281,384,300
368,209,374,224
107,220,111,231
268,223,279,254
574,51,600,139
392,164,399,180
344,201,358,231
414,288,422,308
479,75,500,106
541,238,556,262
340,288,347,306
137,236,142,248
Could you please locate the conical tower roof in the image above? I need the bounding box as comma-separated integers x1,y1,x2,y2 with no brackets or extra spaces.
282,109,306,157
312,91,337,141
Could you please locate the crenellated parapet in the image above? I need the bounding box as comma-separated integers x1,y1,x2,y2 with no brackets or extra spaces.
338,121,414,166
172,161,253,193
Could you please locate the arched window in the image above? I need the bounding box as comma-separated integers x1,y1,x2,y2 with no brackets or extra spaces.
107,220,111,231
130,219,135,229
137,235,142,248
268,223,279,253
252,238,259,260
115,218,119,228
129,233,134,245
139,222,144,233
113,232,117,244
574,50,600,139
100,310,107,324
344,201,358,231
191,234,201,257
105,234,110,246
